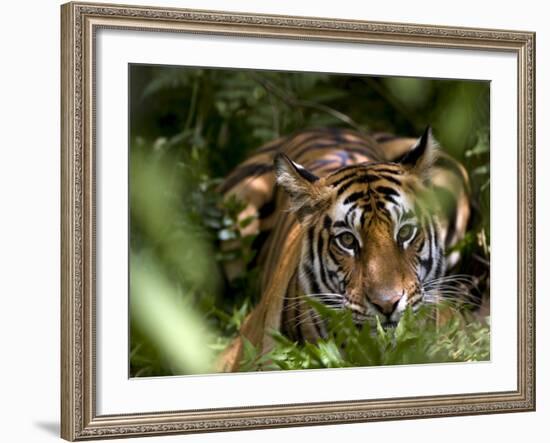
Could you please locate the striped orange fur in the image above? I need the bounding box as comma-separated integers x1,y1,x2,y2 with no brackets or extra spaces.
217,127,470,372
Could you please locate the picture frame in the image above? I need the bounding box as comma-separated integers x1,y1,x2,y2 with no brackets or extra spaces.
61,1,536,440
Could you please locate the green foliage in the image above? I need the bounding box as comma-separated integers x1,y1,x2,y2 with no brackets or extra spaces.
129,64,491,377
239,299,489,372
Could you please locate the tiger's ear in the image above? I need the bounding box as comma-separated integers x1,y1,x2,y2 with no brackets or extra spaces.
274,153,330,222
398,126,438,180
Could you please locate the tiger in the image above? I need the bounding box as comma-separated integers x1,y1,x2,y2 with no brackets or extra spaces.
217,127,471,372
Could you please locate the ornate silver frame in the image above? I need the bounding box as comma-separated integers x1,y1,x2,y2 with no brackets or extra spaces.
61,2,536,440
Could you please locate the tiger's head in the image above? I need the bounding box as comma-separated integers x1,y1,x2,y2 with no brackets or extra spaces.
274,128,444,329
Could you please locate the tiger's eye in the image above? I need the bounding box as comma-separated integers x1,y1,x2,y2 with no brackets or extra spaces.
337,232,357,250
397,224,416,243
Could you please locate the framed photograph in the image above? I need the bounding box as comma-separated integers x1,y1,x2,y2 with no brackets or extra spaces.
61,1,535,440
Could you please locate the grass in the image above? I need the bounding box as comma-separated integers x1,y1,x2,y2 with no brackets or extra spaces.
238,299,490,372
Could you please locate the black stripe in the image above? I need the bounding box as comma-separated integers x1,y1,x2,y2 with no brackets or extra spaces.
377,174,402,186
372,167,403,175
384,195,398,205
342,145,378,158
259,128,351,155
420,220,435,277
258,199,276,219
307,227,315,264
295,166,319,183
331,170,362,188
327,269,338,286
317,234,332,292
249,230,270,268
303,264,321,295
375,186,399,198
335,174,379,196
219,163,273,193
285,132,336,154
335,180,356,197
344,191,367,205
375,200,390,214
294,141,341,159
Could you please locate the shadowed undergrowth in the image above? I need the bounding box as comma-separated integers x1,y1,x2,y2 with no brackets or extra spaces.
239,300,489,372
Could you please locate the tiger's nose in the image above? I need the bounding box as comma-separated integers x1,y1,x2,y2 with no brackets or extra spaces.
369,292,404,316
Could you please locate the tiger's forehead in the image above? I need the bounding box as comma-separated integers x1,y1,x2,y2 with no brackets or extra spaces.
326,162,417,229
325,162,406,187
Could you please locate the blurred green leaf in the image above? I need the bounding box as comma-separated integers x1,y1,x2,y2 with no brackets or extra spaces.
130,255,215,375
